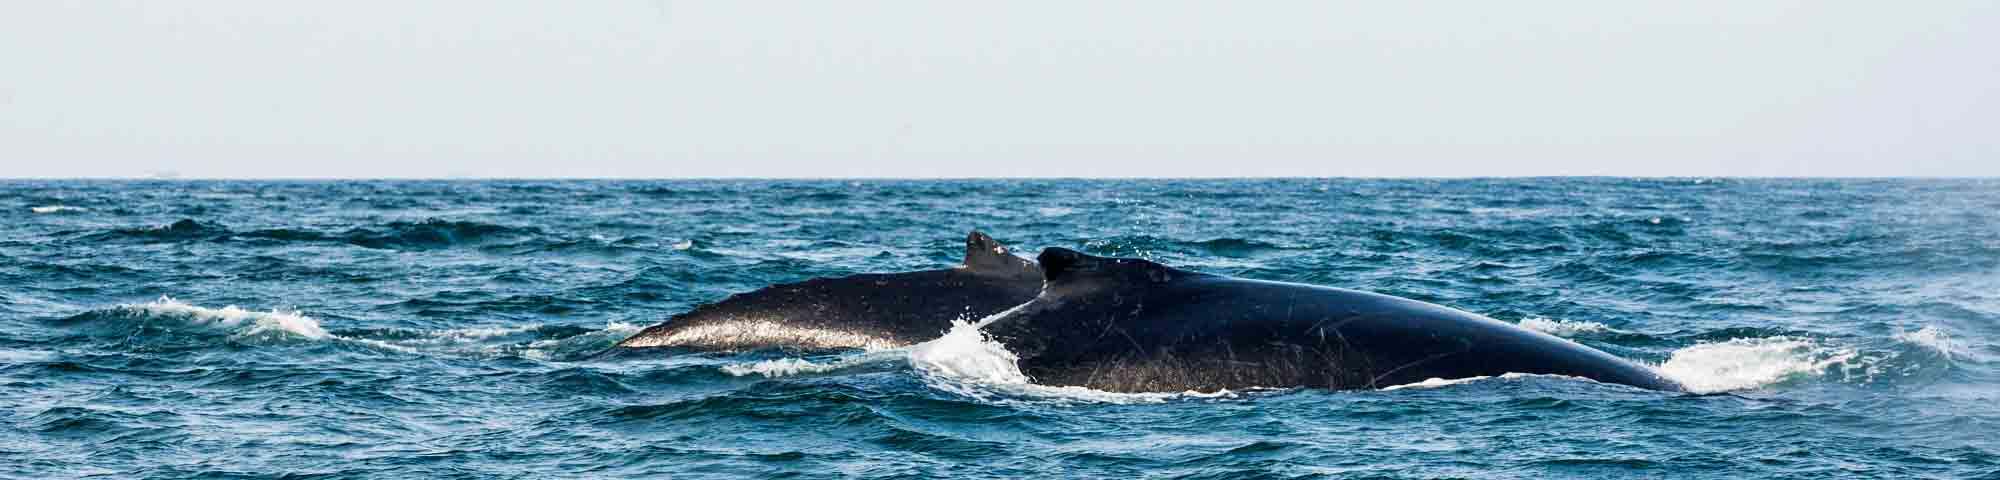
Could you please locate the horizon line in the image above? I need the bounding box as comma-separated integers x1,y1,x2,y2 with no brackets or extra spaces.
3,175,1997,181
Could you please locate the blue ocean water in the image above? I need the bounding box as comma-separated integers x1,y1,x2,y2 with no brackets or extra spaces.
1,178,1995,479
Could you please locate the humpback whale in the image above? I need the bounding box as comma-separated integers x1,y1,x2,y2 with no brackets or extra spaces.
980,248,1685,392
614,231,1041,351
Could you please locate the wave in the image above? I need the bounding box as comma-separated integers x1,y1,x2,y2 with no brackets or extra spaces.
233,228,336,243
76,219,230,243
481,235,660,257
55,297,632,360
1378,329,1950,395
1654,327,1958,393
1893,325,1957,360
69,217,545,251
60,296,332,342
30,205,89,214
341,218,541,250
1655,337,1855,393
336,322,642,360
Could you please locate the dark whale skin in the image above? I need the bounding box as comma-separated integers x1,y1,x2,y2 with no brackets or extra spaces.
613,231,1041,351
983,248,1685,392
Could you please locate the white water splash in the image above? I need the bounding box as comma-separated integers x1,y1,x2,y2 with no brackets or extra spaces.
1656,337,1857,393
123,296,331,340
1378,372,1592,391
30,205,88,214
1517,317,1612,337
1893,325,1956,360
910,321,1233,404
716,307,1238,404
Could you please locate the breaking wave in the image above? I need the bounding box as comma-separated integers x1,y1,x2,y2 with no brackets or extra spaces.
1655,326,1957,394
30,205,89,214
56,297,634,360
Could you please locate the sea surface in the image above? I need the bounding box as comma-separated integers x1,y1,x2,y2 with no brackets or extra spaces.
2,178,1996,479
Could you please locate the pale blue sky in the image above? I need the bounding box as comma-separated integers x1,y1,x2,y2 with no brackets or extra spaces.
3,1,1995,178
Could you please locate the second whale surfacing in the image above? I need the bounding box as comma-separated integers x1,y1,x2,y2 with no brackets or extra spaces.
980,248,1686,392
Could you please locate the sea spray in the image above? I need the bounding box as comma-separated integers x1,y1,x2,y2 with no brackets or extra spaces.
114,296,332,340
1656,337,1858,393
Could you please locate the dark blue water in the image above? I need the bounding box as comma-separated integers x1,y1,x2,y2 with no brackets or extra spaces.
3,179,1995,478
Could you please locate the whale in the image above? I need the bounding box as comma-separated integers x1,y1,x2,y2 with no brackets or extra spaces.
613,231,1041,351
979,248,1686,392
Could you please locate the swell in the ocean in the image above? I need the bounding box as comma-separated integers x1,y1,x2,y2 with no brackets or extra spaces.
6,179,1996,478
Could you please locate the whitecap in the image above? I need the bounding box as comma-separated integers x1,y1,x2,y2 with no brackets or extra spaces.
908,314,1236,404
1656,337,1857,393
1892,325,1956,360
30,205,88,214
120,296,330,340
718,351,905,377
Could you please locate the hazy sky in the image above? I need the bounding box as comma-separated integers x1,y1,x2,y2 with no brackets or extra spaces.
4,1,1995,178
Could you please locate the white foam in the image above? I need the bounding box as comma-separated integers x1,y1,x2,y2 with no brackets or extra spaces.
1656,337,1857,393
1893,325,1955,360
0,349,54,362
909,317,1235,404
409,325,544,344
1518,317,1612,337
719,350,906,377
517,321,647,359
122,296,330,340
715,306,1238,404
908,320,1031,384
30,205,88,214
1379,372,1590,391
375,321,646,360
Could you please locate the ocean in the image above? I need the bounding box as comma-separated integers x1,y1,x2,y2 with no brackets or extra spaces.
2,178,1994,478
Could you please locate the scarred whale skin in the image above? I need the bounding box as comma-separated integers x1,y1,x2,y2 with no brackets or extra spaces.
982,248,1686,392
613,231,1041,351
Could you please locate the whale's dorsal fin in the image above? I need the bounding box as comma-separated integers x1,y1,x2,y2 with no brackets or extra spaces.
964,230,1037,274
1036,247,1195,286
